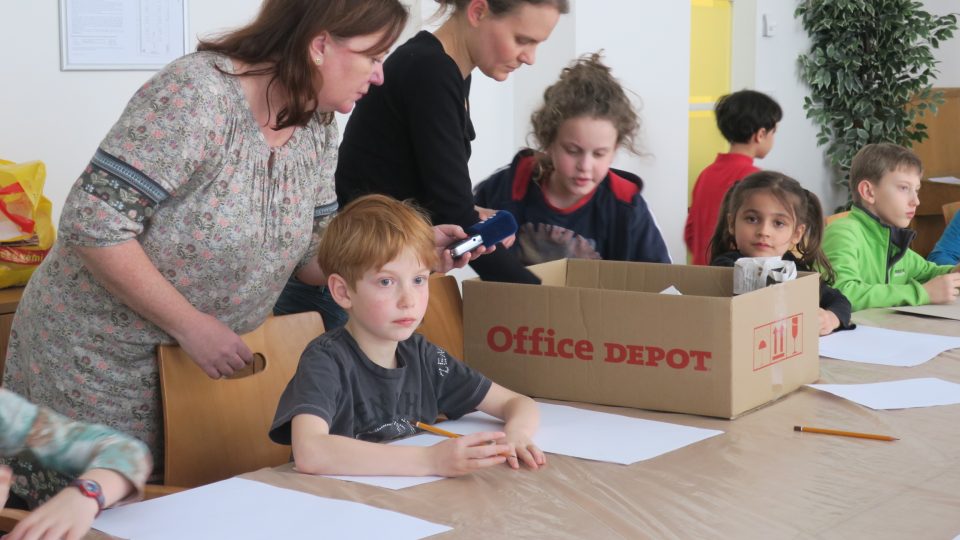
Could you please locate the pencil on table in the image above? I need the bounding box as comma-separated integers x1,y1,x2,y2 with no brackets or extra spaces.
415,421,462,439
793,425,898,441
415,421,516,459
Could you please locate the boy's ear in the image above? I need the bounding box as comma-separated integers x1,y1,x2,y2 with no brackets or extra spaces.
856,179,876,205
327,274,353,310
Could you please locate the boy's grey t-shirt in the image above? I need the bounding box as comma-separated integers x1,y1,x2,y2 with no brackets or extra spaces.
269,326,492,444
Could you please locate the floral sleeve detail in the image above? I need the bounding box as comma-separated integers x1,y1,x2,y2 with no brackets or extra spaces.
78,149,168,225
0,389,152,503
60,52,225,247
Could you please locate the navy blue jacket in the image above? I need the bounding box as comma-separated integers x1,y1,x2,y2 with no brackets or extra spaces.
474,150,671,265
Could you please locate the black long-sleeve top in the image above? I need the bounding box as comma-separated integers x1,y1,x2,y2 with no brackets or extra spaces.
335,31,539,284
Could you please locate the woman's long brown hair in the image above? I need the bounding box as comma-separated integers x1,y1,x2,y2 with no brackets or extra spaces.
198,0,407,129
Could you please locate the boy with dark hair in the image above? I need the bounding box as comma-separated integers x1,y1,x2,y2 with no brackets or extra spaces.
684,89,782,265
270,194,545,477
822,143,960,310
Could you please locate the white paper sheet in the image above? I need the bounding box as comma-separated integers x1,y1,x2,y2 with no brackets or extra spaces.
807,378,960,410
93,477,451,540
326,403,723,489
818,325,960,366
892,302,960,321
928,176,960,185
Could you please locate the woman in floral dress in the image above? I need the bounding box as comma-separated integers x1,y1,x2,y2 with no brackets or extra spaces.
0,0,411,506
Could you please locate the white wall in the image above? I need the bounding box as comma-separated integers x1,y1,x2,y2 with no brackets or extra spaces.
924,0,960,87
0,1,265,225
2,0,957,253
745,0,840,210
573,1,691,261
463,0,692,266
510,8,576,157
732,0,960,212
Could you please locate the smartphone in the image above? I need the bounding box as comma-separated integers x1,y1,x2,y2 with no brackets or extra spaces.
449,234,484,259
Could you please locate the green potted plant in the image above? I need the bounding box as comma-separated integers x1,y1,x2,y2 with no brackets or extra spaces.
796,0,957,205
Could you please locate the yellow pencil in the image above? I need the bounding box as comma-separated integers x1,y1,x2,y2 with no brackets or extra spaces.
415,421,515,459
793,425,898,441
415,421,463,439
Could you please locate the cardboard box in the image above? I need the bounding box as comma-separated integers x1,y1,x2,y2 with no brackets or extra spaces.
463,259,820,419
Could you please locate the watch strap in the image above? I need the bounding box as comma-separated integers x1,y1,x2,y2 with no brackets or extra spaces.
69,478,106,516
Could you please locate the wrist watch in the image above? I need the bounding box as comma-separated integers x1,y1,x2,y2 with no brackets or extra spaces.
69,478,106,516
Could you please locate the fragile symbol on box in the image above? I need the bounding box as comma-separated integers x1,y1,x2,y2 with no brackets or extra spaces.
753,314,802,370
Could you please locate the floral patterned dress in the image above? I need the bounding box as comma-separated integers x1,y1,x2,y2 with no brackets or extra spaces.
2,52,338,506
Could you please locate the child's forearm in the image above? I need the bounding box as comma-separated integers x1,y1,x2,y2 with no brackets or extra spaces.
293,434,433,477
501,395,540,437
80,468,136,508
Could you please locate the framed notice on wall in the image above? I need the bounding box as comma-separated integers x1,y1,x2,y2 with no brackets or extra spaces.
59,0,189,71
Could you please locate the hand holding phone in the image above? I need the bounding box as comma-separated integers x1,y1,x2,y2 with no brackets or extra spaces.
447,211,518,259
449,235,484,258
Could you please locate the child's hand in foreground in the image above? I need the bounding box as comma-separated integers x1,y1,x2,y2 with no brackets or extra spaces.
818,308,841,336
5,485,99,540
428,431,510,477
923,273,960,304
499,431,546,471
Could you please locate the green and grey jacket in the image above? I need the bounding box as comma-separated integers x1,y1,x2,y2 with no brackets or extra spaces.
822,204,954,311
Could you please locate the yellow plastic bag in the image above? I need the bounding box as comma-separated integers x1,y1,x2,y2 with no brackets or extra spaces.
0,159,55,288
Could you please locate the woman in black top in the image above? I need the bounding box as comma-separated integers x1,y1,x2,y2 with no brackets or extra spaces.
275,0,569,327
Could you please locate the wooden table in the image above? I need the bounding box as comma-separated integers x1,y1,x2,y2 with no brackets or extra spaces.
88,309,960,539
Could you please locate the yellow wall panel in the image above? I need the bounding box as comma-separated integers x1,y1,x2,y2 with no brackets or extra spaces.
688,111,730,200
688,0,731,260
690,1,731,100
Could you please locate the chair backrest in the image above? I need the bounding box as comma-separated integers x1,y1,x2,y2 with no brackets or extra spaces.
825,211,850,226
943,201,960,225
158,312,324,488
417,274,464,359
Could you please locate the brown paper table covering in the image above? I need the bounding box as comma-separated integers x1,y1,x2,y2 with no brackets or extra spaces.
91,308,960,539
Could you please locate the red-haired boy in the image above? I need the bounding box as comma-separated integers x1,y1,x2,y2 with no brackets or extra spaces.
270,195,544,477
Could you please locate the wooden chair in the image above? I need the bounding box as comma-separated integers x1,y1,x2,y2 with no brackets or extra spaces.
943,201,960,225
417,274,464,359
0,509,29,534
158,311,324,488
825,210,850,226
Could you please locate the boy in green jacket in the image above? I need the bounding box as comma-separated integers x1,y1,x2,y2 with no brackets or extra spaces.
822,143,960,311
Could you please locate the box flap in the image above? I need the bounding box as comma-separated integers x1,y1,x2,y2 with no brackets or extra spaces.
562,259,733,297
527,259,568,286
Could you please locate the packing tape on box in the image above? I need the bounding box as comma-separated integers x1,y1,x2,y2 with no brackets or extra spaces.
770,364,784,396
733,257,795,397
